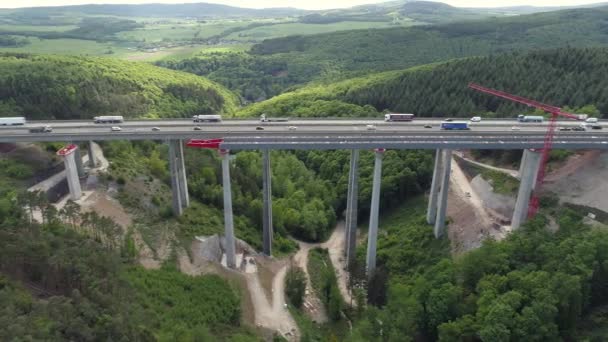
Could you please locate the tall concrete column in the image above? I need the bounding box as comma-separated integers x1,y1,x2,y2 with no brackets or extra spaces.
176,140,189,208
262,149,273,256
57,145,82,201
168,140,183,216
168,140,189,216
345,149,360,269
73,146,85,178
512,149,542,230
434,149,452,238
427,149,443,225
221,149,237,269
366,149,384,278
87,141,96,168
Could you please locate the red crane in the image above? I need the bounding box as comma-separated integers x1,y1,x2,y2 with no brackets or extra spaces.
468,83,585,217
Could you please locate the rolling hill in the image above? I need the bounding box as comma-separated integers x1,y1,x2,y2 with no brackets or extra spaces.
161,5,608,102
0,53,238,120
238,47,608,118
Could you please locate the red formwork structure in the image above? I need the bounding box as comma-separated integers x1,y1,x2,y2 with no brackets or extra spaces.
468,83,583,217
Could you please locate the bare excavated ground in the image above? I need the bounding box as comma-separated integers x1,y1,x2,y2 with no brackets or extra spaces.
448,156,507,254
545,151,608,213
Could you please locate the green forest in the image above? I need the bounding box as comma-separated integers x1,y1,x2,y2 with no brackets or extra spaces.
347,201,608,341
0,53,238,119
159,6,608,102
2,1,608,340
239,48,608,118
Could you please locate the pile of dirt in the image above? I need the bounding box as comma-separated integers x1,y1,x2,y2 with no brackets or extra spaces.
470,175,516,221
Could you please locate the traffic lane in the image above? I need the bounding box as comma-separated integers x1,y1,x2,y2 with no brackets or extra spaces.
17,118,605,129
1,124,607,135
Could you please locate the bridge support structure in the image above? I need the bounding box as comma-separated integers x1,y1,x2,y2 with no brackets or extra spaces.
57,145,82,200
512,149,542,229
427,149,443,225
262,149,273,256
345,149,360,269
73,146,85,178
221,149,237,269
88,141,96,168
168,140,189,216
366,149,384,278
433,149,452,238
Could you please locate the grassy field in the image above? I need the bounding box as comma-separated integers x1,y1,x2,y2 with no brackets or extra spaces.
116,21,246,42
0,38,130,56
226,21,409,41
0,24,78,32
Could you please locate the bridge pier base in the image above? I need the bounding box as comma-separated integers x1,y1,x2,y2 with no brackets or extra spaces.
434,149,452,238
512,149,542,229
221,149,237,269
366,149,384,278
262,149,273,256
169,140,189,216
345,149,360,269
427,149,443,225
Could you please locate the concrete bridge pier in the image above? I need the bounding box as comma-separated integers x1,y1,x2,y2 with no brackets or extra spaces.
511,149,542,229
221,149,237,269
262,149,273,256
57,145,82,200
73,146,85,178
88,141,96,168
434,149,452,238
168,140,189,216
345,149,360,269
366,149,384,278
427,149,443,225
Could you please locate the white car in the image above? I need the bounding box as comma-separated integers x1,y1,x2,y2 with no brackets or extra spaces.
511,126,521,131
366,124,377,130
586,117,598,123
111,126,122,132
470,116,481,122
288,126,297,131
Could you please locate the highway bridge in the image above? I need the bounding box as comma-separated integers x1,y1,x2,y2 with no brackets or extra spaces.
4,118,607,276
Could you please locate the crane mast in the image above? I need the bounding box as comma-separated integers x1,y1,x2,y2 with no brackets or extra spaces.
468,83,581,217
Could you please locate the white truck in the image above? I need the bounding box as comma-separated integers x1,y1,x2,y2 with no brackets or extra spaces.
0,117,26,126
260,114,289,123
193,114,222,122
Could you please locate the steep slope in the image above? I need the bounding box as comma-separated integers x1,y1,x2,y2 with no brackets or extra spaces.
0,53,238,119
239,47,608,118
163,6,608,102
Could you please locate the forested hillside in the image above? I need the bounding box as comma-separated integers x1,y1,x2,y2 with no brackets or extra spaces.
239,48,608,118
159,6,608,102
350,203,608,341
0,53,238,120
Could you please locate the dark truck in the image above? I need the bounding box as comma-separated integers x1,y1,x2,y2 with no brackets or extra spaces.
29,126,52,133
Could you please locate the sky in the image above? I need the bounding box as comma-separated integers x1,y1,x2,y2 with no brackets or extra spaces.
0,0,599,10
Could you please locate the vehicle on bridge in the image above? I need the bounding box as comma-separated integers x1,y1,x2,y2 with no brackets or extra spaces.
193,114,222,122
384,113,414,122
29,125,52,133
94,115,124,124
440,121,469,130
517,115,544,123
111,126,122,132
260,114,289,122
470,116,481,122
0,117,26,126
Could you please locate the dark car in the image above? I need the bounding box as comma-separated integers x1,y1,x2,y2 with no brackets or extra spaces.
559,127,572,131
193,126,202,131
591,125,603,130
424,125,432,128
572,126,585,131
256,126,265,131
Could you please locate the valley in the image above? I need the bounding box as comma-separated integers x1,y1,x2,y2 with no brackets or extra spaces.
2,0,608,341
